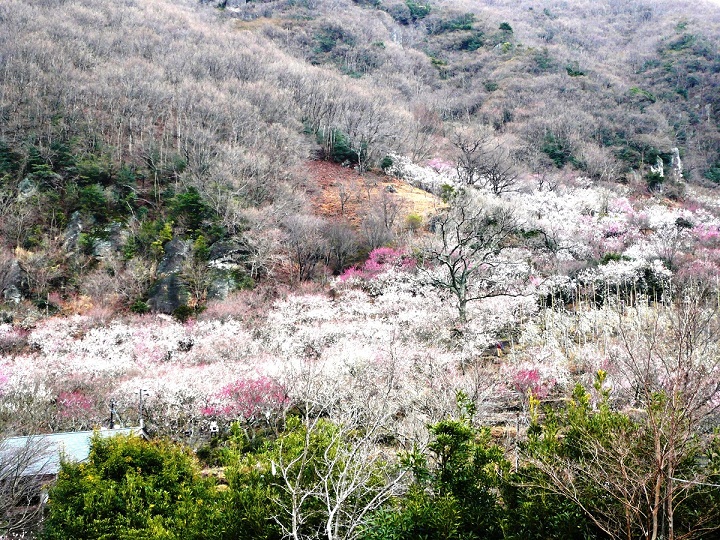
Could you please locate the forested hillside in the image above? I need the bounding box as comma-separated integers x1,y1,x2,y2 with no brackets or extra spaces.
2,0,720,538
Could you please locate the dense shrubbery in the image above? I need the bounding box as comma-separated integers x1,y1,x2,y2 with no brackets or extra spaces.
40,386,720,540
43,435,225,540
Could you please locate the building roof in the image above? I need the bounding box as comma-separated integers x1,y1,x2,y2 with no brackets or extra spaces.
0,427,145,477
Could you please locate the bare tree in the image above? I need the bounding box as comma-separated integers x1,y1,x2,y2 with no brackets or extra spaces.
526,286,720,540
283,215,329,282
271,412,406,540
615,285,720,540
421,191,523,323
0,437,51,537
452,126,519,195
322,222,359,274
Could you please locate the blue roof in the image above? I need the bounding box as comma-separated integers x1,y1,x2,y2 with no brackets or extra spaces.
0,427,145,477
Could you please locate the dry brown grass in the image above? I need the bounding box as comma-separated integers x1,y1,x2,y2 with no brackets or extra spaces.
306,160,442,227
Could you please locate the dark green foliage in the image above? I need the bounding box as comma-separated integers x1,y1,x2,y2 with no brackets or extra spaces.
598,252,629,265
646,171,665,192
77,184,109,221
193,234,211,262
172,304,195,323
498,22,512,33
542,133,574,168
565,63,585,77
380,155,394,171
232,270,255,290
532,48,554,72
704,165,720,183
457,31,485,51
500,482,592,540
314,24,356,54
361,489,462,540
361,393,508,540
171,187,211,235
42,435,225,540
123,219,173,260
318,129,362,164
433,13,475,34
440,183,456,203
0,140,22,177
75,154,114,186
130,299,150,314
628,86,657,103
406,0,431,21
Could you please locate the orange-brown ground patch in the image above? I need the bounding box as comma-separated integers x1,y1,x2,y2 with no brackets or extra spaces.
306,160,442,228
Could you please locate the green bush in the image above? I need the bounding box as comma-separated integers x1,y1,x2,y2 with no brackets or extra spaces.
458,31,485,51
0,140,22,177
406,0,431,21
542,133,574,168
232,271,255,290
704,165,720,183
43,435,225,540
433,13,475,33
77,184,109,221
171,187,210,234
361,393,509,540
76,155,114,186
172,304,195,323
130,299,150,314
150,221,174,259
646,171,665,191
565,62,585,77
318,129,362,165
405,213,423,232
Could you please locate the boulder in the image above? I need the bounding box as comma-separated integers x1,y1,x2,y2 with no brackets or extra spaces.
17,177,38,200
0,258,28,304
157,237,191,275
147,273,189,314
208,238,252,269
92,222,129,258
207,269,236,300
63,211,94,252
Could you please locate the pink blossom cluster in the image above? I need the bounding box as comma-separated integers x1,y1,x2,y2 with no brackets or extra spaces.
339,247,415,281
201,376,287,420
57,390,94,419
0,367,8,396
509,367,556,399
426,157,454,172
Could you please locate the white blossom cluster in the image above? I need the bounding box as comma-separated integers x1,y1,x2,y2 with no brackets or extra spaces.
385,153,459,193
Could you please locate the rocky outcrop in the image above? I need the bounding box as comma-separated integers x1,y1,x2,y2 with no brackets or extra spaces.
208,239,252,269
671,147,683,181
0,258,28,304
147,237,192,313
147,273,189,314
157,238,191,275
63,211,93,252
92,222,129,258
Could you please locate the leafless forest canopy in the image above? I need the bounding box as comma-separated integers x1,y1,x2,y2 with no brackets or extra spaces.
2,1,720,538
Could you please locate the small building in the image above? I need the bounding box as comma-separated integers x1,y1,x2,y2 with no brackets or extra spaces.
0,427,146,481
0,424,147,533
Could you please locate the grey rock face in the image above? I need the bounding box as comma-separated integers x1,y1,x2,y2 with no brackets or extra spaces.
207,270,236,300
147,237,192,313
157,238,191,275
671,147,683,181
208,239,251,268
147,273,189,314
63,211,93,252
0,259,28,304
